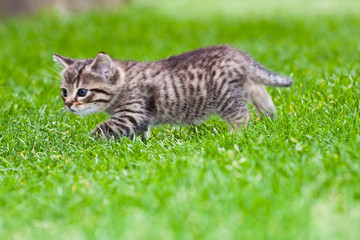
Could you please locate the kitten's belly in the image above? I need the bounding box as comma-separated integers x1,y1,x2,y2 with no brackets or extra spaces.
151,104,211,125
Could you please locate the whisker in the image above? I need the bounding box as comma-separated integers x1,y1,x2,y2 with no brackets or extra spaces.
44,78,62,85
47,66,62,77
43,72,62,83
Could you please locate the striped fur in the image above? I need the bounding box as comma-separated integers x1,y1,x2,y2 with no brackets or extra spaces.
54,45,293,139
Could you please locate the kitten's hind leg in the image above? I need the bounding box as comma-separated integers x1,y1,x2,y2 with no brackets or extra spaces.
144,128,150,139
219,90,249,133
247,80,276,118
225,112,249,133
141,128,150,141
221,105,249,134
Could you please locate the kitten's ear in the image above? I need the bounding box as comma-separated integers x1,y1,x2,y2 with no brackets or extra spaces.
53,54,75,68
89,52,116,78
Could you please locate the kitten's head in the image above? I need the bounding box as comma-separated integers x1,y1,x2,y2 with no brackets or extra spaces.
54,53,119,116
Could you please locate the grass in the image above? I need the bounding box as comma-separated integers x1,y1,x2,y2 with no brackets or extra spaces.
1,0,360,239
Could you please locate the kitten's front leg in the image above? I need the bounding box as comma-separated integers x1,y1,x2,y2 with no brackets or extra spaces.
92,114,149,140
92,119,128,140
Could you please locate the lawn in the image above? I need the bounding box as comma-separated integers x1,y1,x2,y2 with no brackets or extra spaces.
0,0,360,239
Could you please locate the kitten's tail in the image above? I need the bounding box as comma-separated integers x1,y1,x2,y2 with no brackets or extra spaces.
249,64,293,87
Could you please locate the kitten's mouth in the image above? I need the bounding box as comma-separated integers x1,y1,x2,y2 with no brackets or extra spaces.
66,105,97,116
66,106,75,113
67,108,82,115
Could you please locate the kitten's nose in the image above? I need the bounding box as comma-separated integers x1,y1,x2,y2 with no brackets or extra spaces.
65,101,73,108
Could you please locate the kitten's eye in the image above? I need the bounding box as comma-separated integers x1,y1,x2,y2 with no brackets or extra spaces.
62,88,68,97
77,88,88,97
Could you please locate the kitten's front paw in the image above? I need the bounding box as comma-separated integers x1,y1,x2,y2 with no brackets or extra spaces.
92,124,118,140
92,127,104,140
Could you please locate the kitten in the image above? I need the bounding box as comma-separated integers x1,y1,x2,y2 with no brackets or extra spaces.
54,45,292,139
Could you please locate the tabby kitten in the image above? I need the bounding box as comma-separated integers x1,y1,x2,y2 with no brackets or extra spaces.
54,45,292,139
